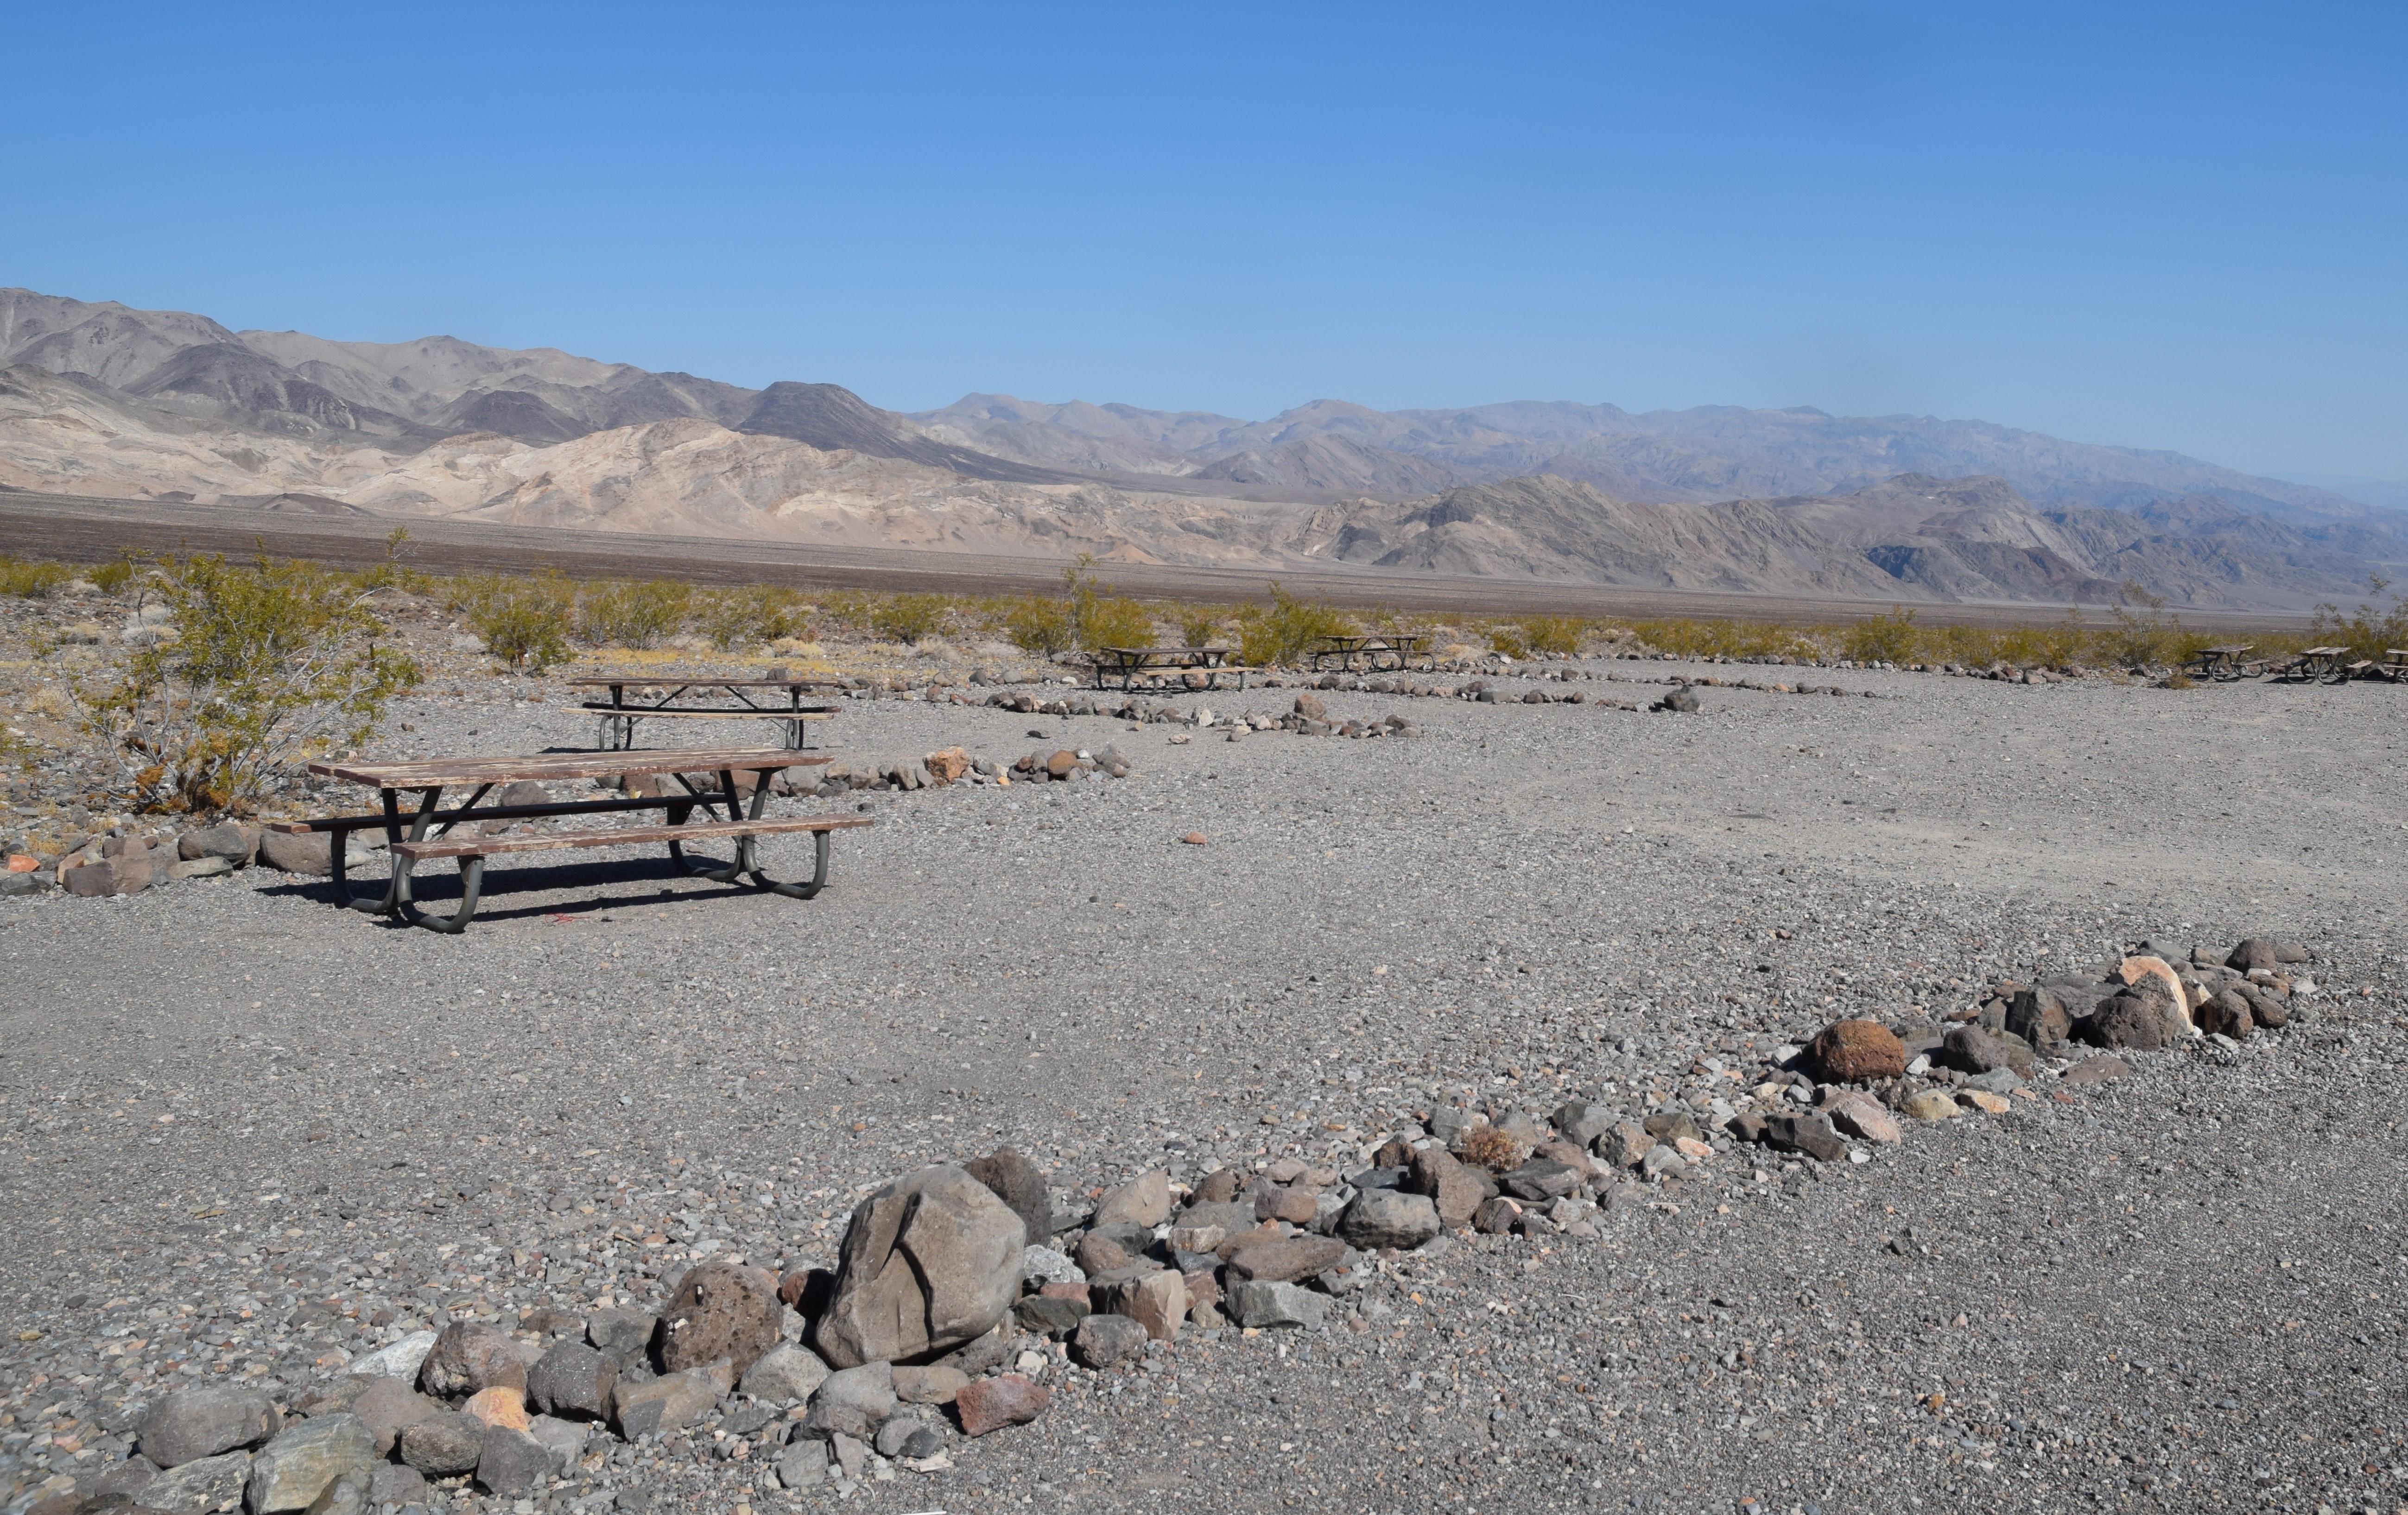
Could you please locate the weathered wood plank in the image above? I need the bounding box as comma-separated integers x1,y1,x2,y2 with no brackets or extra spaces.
310,748,817,788
391,815,872,860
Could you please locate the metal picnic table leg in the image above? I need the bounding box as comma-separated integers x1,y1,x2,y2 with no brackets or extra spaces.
375,784,490,934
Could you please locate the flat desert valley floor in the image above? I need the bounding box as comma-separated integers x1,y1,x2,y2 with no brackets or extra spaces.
3,662,2405,1515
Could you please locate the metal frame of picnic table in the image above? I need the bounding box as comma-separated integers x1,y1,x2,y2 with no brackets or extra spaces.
566,676,842,751
2186,644,2258,682
1088,646,1249,692
2283,647,2354,684
1306,634,1432,673
293,748,831,934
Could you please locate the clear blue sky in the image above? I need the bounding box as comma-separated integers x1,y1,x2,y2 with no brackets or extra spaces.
5,2,2403,477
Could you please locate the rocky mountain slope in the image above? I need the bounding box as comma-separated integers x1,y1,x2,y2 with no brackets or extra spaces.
1,286,2400,610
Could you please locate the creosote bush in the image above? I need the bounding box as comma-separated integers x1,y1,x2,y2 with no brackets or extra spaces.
0,556,74,598
450,571,575,671
1236,582,1351,667
1519,615,1587,659
871,593,952,645
83,552,418,813
576,579,692,650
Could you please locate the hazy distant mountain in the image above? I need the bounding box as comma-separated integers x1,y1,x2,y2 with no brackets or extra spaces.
2275,473,2408,514
2,285,2401,610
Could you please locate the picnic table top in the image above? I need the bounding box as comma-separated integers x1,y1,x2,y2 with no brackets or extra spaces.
308,747,813,789
2299,646,2350,657
2197,644,2256,656
1095,644,1232,657
566,675,838,688
1312,632,1426,647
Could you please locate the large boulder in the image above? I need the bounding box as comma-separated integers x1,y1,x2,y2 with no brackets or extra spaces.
1807,1019,1904,1083
2081,993,2167,1052
418,1321,537,1399
349,1376,439,1456
143,1451,251,1513
245,1414,374,1513
397,1414,485,1477
138,1386,280,1468
179,821,257,864
526,1339,617,1420
800,1362,896,1440
659,1261,782,1376
1091,1169,1171,1228
1939,1025,2028,1076
612,1362,734,1439
1335,1190,1441,1250
739,1343,832,1405
2005,987,2071,1048
963,1147,1051,1247
814,1165,1029,1369
1403,1147,1484,1228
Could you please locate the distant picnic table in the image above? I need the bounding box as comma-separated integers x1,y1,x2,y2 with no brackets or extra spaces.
1089,646,1256,692
270,747,863,934
1307,633,1432,673
2286,646,2353,683
568,675,841,751
2186,644,2257,680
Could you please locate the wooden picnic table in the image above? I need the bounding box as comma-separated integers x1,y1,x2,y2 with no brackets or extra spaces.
1089,646,1255,692
1307,633,1432,673
566,675,841,751
272,747,863,934
2288,646,2353,683
2186,644,2257,681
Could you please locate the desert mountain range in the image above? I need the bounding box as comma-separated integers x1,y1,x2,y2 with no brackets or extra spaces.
2,287,2399,611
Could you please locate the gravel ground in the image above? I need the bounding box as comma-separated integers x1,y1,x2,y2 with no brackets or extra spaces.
3,661,2405,1515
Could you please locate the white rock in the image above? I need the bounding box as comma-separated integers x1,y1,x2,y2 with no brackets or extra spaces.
350,1331,439,1381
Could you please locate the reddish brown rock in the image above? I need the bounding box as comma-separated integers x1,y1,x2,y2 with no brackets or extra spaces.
659,1262,782,1376
1405,1147,1485,1228
1254,1187,1319,1225
924,747,970,784
955,1374,1050,1437
1807,1020,1906,1083
419,1323,538,1399
1073,1234,1129,1277
1225,1235,1346,1284
1105,1269,1188,1341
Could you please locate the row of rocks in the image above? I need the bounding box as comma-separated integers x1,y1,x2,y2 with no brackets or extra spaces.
3,820,261,899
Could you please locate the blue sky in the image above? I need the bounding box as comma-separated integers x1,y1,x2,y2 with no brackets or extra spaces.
5,2,2403,477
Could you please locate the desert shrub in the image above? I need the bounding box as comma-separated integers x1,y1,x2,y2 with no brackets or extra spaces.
454,570,575,670
1458,1124,1527,1173
576,579,691,649
1842,606,1921,664
2309,577,2408,663
871,593,952,644
1077,594,1155,650
1484,623,1527,658
0,556,72,598
2102,582,2188,668
1236,582,1351,667
1000,595,1075,656
89,556,138,595
1628,617,1818,660
1520,614,1586,658
695,583,802,650
82,553,418,812
1178,610,1225,648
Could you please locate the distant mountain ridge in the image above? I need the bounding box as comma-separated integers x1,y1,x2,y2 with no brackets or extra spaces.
0,285,2400,612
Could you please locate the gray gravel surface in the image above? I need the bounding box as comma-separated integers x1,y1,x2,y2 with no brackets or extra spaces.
3,661,2404,1514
